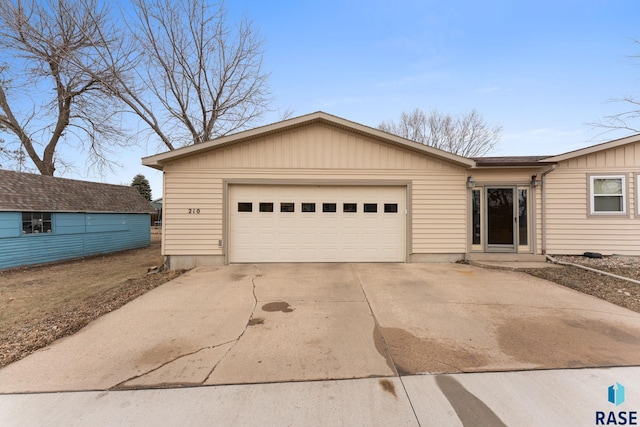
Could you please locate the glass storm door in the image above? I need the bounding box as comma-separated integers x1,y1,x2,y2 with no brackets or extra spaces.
486,187,515,251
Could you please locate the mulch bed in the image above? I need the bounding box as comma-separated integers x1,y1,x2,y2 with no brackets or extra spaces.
524,255,640,313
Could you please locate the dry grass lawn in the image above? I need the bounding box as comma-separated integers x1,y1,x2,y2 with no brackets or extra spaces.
0,232,183,368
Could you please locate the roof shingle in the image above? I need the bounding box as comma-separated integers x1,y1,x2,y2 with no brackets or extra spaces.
0,170,154,213
472,156,552,167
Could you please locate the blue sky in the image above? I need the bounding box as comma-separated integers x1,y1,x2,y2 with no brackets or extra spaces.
11,0,640,197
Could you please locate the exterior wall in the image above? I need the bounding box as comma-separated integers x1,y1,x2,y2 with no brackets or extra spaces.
545,142,640,255
0,212,150,270
469,168,547,254
162,122,468,263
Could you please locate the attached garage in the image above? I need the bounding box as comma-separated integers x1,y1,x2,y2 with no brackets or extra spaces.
228,184,406,262
142,112,476,269
143,112,640,267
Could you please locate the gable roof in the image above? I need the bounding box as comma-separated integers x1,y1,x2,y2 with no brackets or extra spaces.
142,111,476,169
0,170,154,213
542,133,640,162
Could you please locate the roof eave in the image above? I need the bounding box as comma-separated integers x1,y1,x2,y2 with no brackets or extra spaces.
543,133,640,162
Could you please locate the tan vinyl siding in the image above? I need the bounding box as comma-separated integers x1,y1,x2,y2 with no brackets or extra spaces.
163,170,223,256
546,141,640,255
161,122,468,258
162,169,467,257
412,178,466,253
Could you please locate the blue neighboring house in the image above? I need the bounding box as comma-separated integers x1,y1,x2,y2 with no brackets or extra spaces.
0,169,154,270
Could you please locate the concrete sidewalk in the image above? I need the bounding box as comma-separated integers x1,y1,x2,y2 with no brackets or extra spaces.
1,367,638,426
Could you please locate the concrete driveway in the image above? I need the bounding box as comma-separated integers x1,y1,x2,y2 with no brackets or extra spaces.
1,263,640,393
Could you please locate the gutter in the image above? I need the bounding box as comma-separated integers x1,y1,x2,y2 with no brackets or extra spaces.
540,164,557,255
545,254,640,286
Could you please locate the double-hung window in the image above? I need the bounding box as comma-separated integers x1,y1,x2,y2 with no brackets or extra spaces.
590,175,626,215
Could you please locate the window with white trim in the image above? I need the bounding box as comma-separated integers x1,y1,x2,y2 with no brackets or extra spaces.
590,175,625,214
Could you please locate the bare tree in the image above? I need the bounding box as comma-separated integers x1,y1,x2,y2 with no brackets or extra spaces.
379,108,502,157
0,0,127,175
89,0,270,150
0,0,270,176
594,97,640,135
590,41,640,135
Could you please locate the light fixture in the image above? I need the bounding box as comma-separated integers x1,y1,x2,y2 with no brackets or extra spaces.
531,174,541,187
466,176,476,188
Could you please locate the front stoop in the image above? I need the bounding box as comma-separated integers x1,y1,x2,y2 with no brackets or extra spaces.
465,253,558,270
465,253,547,262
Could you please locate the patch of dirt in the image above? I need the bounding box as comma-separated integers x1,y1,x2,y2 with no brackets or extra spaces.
0,233,184,368
523,256,640,313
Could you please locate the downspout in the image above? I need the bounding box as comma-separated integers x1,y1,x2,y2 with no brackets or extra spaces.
540,164,557,255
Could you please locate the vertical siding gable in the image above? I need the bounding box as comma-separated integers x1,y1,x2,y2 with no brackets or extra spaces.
168,123,459,171
560,140,640,170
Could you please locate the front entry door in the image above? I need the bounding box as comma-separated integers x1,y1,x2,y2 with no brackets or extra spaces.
486,187,515,251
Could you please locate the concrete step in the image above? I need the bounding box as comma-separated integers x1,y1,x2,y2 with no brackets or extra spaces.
465,253,546,262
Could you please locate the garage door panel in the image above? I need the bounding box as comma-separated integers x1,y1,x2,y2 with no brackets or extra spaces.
229,185,406,262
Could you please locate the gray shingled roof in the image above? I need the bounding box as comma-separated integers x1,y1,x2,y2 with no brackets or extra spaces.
472,156,552,167
0,169,154,213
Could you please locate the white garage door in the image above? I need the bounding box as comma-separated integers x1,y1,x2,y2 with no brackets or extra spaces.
229,185,406,262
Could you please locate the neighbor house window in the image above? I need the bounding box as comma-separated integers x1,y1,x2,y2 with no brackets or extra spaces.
22,212,52,234
590,175,626,214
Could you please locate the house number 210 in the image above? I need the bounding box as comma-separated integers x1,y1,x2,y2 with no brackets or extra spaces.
188,208,201,214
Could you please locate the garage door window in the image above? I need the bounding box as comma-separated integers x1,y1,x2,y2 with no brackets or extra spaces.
364,203,377,213
259,202,274,212
280,202,295,212
322,203,337,212
238,202,252,212
302,203,316,212
384,203,398,213
343,203,357,213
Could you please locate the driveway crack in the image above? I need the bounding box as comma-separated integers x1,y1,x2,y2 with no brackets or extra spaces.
201,264,261,384
111,265,262,390
110,339,237,390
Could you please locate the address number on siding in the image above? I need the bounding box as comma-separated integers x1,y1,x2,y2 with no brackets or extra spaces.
188,208,201,214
